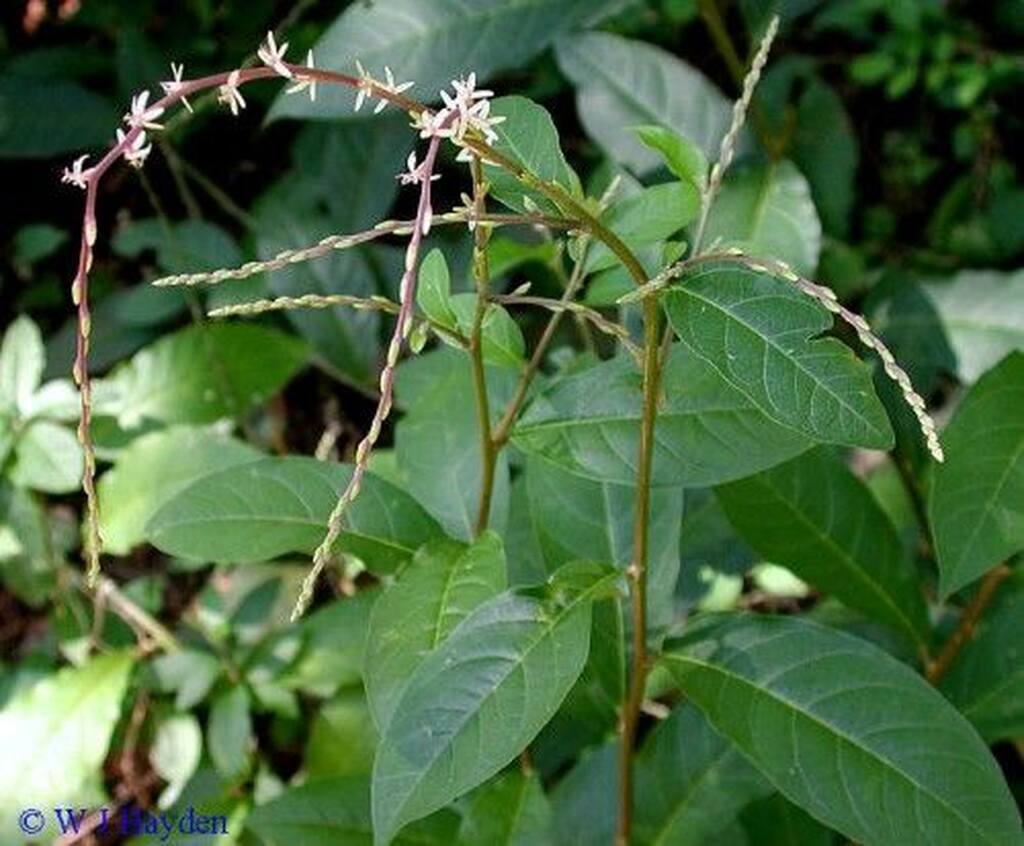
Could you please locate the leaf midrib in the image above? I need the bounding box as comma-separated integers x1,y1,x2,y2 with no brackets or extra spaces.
668,653,998,844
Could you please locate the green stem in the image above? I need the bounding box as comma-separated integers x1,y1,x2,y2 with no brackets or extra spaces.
469,157,497,536
615,297,662,846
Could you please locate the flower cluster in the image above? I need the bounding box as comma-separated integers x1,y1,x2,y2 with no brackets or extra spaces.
354,61,414,114
415,73,504,161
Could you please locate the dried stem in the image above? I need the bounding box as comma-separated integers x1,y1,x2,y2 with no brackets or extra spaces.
469,156,497,536
926,565,1012,685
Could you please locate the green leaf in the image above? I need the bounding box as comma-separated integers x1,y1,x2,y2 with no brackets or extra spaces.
586,183,699,273
555,32,733,173
449,295,526,369
146,456,444,571
513,347,814,487
371,561,618,845
0,316,44,414
268,0,626,121
484,96,581,214
150,649,222,711
0,484,58,607
634,706,770,845
923,269,1024,384
941,568,1024,742
150,713,203,808
525,455,681,634
207,684,252,782
458,770,553,845
0,76,118,158
365,534,507,730
97,324,307,429
739,794,837,846
112,218,242,275
702,160,822,276
395,349,515,539
12,223,69,267
661,614,1023,846
716,448,928,647
634,124,709,194
305,689,378,779
664,264,893,450
8,420,82,494
0,651,133,837
930,353,1024,597
255,211,381,384
98,426,262,555
417,249,459,332
549,742,618,846
246,776,459,845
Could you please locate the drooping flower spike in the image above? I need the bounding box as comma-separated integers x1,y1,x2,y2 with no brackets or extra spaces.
285,51,317,102
217,70,246,116
61,155,91,189
123,90,165,131
257,31,292,78
160,63,192,113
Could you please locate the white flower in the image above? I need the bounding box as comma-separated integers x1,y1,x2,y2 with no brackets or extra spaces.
354,61,413,113
124,90,165,131
285,50,317,101
160,62,193,113
117,128,151,169
218,70,246,116
61,155,91,189
437,73,504,145
415,108,454,139
257,31,292,78
396,151,441,186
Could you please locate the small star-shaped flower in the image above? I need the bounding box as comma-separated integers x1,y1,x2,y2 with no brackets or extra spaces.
124,90,165,131
218,70,246,116
257,31,292,78
285,50,317,101
61,155,91,189
160,62,193,113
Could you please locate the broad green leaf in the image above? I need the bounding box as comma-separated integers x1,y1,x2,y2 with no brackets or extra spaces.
485,96,581,215
555,32,733,173
12,222,68,267
98,426,261,555
207,685,252,782
586,182,699,273
941,569,1024,742
634,124,709,194
97,324,307,429
716,448,928,647
283,591,378,697
0,316,44,413
662,614,1023,846
513,347,814,487
150,649,222,711
0,77,117,158
525,455,681,634
255,214,380,384
371,562,618,845
458,770,553,845
365,534,507,729
395,349,515,539
417,249,459,332
677,488,756,608
664,264,893,450
150,713,203,808
0,483,58,606
268,0,627,121
739,794,837,846
702,160,822,276
634,706,770,845
923,269,1024,383
930,353,1024,597
0,651,133,844
549,742,618,846
247,776,459,845
8,420,82,494
450,295,527,369
112,218,242,275
305,689,378,779
146,456,444,571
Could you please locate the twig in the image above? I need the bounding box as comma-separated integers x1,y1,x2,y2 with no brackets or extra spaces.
926,565,1011,684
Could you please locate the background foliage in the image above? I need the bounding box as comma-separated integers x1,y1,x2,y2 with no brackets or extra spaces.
0,0,1022,844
